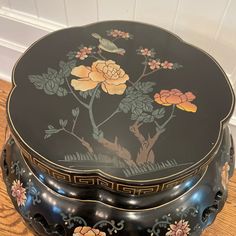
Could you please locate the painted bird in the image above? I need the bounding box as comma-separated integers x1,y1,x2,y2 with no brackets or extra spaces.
91,33,126,55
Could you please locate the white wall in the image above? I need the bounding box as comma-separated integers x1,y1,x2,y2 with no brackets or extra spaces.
0,0,236,138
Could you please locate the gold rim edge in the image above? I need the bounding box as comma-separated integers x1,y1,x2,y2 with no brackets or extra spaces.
20,148,208,212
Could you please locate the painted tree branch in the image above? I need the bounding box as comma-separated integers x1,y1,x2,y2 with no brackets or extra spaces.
61,128,94,154
129,121,146,144
130,105,176,164
130,121,165,164
97,109,120,128
98,136,136,166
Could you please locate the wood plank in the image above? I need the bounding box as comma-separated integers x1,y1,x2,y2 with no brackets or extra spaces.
0,79,235,235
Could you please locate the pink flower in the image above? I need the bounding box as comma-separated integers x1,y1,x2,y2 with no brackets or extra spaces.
76,51,88,60
166,220,191,236
120,32,130,39
76,47,92,60
161,61,174,69
148,59,161,70
140,48,152,57
80,47,92,55
11,180,27,207
110,29,123,37
108,30,132,39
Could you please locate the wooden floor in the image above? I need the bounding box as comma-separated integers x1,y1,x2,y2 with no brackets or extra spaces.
0,79,236,236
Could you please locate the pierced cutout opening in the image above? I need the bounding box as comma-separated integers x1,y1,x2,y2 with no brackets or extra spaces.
33,214,50,232
230,146,234,162
202,204,219,222
33,213,65,236
54,225,65,235
215,191,223,201
2,149,9,176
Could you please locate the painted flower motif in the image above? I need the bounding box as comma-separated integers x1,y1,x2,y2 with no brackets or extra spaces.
80,47,92,54
110,29,123,37
120,32,130,39
161,61,174,69
221,162,230,189
166,220,191,236
108,29,132,39
148,59,161,70
71,60,129,95
73,226,106,236
154,89,197,113
140,48,152,57
76,47,92,60
11,179,27,207
76,51,88,60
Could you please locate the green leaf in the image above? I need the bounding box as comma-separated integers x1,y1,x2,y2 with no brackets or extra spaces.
67,51,77,60
45,129,60,134
79,90,89,98
136,82,156,94
69,60,76,69
57,73,65,85
142,102,153,112
143,114,154,123
59,61,66,68
119,102,131,113
44,80,59,95
48,68,57,76
57,87,68,96
59,119,68,128
29,75,45,90
61,60,76,77
42,73,48,80
72,107,80,117
44,134,51,139
132,107,142,115
125,86,135,95
131,113,138,120
44,128,61,139
152,108,165,119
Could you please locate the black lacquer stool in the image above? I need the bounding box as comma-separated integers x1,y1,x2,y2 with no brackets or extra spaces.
1,21,235,236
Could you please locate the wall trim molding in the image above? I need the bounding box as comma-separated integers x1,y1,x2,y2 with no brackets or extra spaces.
0,38,26,53
230,116,236,126
0,72,11,82
0,7,66,32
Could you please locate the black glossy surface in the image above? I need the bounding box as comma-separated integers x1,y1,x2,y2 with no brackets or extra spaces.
7,21,234,182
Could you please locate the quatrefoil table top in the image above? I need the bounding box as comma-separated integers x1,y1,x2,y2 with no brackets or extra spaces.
7,21,234,186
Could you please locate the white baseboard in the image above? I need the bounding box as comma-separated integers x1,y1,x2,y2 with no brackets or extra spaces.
0,7,65,32
0,7,66,82
0,72,11,82
0,38,26,53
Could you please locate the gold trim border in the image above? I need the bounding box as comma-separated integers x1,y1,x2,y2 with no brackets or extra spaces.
17,138,208,196
18,142,208,212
